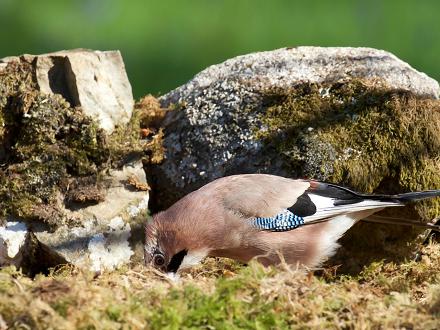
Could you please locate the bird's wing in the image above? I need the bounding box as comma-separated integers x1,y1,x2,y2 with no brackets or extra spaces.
214,174,310,218
213,174,439,232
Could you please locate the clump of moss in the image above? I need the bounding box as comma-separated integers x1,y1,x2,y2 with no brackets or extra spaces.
0,60,155,229
107,94,168,168
258,80,440,221
0,61,106,227
136,94,169,129
134,95,168,165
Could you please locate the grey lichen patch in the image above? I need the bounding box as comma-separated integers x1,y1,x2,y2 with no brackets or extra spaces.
257,80,440,221
148,78,268,211
0,60,146,229
289,134,337,181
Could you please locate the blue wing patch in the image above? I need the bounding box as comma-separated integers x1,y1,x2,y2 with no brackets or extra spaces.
252,209,305,232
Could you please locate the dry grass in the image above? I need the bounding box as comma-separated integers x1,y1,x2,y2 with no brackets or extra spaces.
0,244,440,329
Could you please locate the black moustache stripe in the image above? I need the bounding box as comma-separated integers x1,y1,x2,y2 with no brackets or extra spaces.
166,249,188,273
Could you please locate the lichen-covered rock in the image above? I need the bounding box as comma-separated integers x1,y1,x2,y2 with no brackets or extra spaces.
151,46,439,209
1,49,134,133
0,59,107,228
163,47,439,104
149,47,440,272
0,161,149,274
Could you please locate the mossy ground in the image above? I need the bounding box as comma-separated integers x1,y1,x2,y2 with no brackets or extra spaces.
0,242,439,329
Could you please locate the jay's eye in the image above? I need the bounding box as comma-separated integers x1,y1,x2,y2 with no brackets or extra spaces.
153,254,165,267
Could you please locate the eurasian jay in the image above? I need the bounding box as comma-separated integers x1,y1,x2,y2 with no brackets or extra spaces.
144,174,440,273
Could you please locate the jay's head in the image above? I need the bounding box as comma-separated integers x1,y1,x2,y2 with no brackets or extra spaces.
144,192,222,273
144,208,212,273
144,213,188,273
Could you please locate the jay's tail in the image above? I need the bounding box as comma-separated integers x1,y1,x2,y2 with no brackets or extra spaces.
343,188,440,229
363,190,440,204
363,190,440,230
308,181,440,204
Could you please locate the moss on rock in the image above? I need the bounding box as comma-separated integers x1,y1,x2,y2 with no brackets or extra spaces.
134,95,168,165
258,80,440,220
0,60,148,229
256,80,440,272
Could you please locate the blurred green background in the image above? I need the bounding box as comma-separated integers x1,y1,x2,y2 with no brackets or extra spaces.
0,0,438,98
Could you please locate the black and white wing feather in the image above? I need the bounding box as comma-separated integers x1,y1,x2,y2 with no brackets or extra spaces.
252,181,440,232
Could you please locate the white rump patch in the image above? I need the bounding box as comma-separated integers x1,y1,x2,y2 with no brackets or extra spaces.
313,208,390,267
316,214,357,264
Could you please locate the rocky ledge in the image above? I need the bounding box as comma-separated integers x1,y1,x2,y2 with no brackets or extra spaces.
1,47,439,274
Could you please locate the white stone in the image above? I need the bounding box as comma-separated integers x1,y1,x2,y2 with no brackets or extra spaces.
87,217,134,272
0,222,27,259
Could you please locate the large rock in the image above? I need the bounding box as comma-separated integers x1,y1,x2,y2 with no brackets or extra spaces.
0,49,134,133
148,47,440,272
164,47,439,105
151,46,440,208
0,50,147,274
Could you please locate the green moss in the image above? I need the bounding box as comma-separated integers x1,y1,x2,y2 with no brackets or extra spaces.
257,80,440,221
1,244,440,329
136,94,168,129
108,94,167,168
108,100,145,167
0,60,148,228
